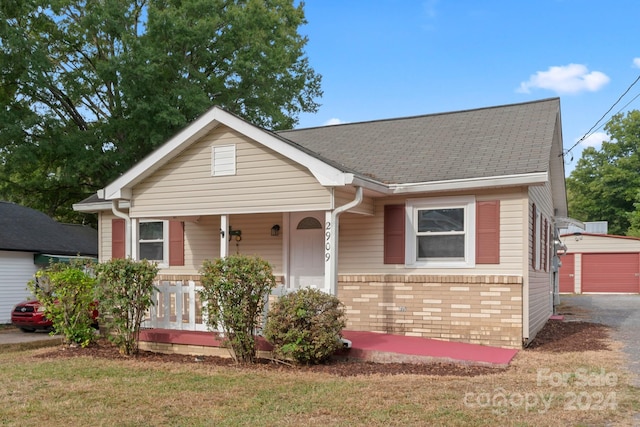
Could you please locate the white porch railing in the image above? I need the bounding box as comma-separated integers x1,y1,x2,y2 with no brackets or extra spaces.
142,278,209,331
141,277,287,333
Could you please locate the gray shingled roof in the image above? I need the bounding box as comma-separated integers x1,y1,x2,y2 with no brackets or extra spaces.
278,98,560,184
0,201,97,256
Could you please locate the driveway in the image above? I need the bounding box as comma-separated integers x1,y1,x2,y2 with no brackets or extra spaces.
0,328,62,349
560,294,640,388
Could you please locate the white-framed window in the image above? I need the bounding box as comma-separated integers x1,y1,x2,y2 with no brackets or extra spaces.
211,144,236,176
138,220,168,265
406,196,476,268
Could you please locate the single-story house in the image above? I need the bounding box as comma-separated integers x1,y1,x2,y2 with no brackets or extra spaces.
559,232,640,294
73,97,567,349
0,201,98,323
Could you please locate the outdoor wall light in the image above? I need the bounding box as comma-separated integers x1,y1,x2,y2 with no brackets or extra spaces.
228,226,242,242
271,224,280,236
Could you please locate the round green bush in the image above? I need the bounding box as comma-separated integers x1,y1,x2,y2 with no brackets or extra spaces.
264,288,346,365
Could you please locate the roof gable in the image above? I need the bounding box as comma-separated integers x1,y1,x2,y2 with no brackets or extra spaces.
103,107,353,200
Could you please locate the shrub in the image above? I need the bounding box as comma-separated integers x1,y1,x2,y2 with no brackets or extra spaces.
29,261,97,347
94,258,159,355
264,288,346,365
199,255,276,364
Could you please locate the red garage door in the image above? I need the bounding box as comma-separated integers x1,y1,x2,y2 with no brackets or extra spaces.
559,253,575,293
582,253,640,293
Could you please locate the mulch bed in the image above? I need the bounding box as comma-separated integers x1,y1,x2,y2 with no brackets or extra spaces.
36,320,610,377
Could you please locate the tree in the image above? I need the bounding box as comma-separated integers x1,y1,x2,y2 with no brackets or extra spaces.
0,0,321,223
566,110,640,236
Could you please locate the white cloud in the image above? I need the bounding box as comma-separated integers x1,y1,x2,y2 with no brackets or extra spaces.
324,118,343,126
580,132,609,148
633,58,640,68
517,64,610,94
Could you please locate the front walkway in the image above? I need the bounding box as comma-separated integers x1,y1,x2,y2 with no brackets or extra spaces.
138,328,518,367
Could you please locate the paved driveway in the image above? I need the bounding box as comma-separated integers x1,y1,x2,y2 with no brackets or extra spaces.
0,328,62,348
560,294,640,388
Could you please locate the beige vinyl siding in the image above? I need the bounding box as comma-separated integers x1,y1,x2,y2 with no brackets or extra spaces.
563,234,640,253
162,215,220,275
99,211,115,262
337,190,528,275
334,187,375,215
573,254,583,294
526,182,554,341
130,126,331,218
163,213,283,276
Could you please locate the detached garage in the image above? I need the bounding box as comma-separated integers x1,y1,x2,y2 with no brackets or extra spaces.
559,233,640,294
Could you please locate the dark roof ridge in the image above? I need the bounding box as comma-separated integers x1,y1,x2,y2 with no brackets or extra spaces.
281,97,560,133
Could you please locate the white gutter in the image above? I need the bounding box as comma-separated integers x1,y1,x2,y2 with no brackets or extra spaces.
390,172,549,194
325,186,364,296
111,200,132,258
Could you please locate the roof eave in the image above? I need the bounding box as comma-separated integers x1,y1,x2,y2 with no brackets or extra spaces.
389,172,549,194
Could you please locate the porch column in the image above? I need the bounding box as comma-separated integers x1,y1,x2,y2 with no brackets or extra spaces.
324,186,363,296
324,211,337,295
220,214,229,258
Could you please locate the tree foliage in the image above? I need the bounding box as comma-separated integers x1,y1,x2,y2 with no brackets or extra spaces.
199,255,276,364
567,110,640,235
0,0,321,222
28,260,98,347
94,258,159,355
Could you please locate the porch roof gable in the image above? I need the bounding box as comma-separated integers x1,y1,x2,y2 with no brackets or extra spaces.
102,107,356,200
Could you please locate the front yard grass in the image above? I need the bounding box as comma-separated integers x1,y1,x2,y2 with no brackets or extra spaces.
0,338,638,426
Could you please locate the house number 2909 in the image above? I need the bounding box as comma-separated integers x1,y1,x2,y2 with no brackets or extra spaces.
325,221,331,262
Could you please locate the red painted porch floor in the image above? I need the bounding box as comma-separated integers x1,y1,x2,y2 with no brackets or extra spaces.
139,329,518,367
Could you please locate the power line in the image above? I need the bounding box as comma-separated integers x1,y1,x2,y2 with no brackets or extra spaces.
563,73,640,157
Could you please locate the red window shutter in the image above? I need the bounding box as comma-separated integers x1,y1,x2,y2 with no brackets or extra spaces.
531,204,537,270
384,204,405,264
476,200,500,264
543,218,549,272
169,221,185,266
112,218,125,259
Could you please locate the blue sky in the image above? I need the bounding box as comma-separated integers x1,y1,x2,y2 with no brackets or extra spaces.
295,1,640,176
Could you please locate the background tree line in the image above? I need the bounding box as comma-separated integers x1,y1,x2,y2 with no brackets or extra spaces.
0,0,321,224
567,110,640,236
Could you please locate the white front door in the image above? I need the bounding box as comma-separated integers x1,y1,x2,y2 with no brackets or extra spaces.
289,211,326,292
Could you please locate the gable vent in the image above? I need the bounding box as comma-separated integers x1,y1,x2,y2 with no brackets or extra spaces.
212,144,236,176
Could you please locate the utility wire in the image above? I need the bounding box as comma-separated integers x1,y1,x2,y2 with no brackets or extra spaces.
563,73,640,157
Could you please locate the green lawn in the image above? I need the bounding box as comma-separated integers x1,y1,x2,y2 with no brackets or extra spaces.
0,342,638,426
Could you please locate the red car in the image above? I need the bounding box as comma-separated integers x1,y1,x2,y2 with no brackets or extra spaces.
11,299,52,332
11,299,99,332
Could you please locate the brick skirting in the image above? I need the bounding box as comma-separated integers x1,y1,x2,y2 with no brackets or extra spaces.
338,275,523,348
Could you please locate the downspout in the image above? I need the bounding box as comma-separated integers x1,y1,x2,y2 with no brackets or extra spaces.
111,200,132,258
326,186,363,296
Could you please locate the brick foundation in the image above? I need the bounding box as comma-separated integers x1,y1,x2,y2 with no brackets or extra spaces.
338,275,523,348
